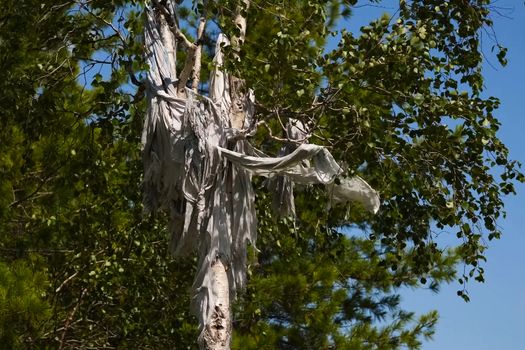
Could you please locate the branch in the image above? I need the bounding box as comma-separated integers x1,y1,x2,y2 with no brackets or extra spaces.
191,13,208,90
172,26,195,49
55,271,79,293
59,288,88,350
82,5,126,45
123,59,144,87
155,2,194,49
82,4,147,89
9,176,54,208
177,45,197,95
228,0,251,129
154,0,206,94
257,121,309,145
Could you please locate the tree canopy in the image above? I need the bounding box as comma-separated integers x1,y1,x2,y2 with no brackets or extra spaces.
0,0,522,349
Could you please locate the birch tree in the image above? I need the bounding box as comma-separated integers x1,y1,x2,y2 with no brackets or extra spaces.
142,1,379,348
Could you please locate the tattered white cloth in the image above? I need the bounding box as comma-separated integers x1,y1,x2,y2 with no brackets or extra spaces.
141,6,380,338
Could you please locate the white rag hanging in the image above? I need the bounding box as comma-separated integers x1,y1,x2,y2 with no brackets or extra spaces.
141,4,379,336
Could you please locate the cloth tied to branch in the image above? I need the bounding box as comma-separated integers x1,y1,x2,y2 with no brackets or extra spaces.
142,6,380,336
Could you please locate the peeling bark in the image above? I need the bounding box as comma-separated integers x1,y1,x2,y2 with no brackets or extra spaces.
231,0,250,49
229,76,247,129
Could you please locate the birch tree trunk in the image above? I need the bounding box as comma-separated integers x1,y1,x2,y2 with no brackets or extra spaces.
143,2,374,350
200,2,250,348
198,258,231,349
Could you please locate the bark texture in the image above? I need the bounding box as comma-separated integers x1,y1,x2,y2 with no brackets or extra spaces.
199,258,231,349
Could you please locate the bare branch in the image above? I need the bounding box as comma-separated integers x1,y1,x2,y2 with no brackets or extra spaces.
257,121,309,145
82,5,126,45
59,288,88,350
9,175,55,208
55,271,79,293
191,15,208,90
155,2,194,49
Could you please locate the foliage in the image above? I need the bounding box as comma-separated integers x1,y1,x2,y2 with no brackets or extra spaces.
233,0,523,298
0,0,522,349
0,257,50,349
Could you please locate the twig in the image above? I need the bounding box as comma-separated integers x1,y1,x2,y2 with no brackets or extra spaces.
9,176,54,208
257,121,308,145
123,60,143,87
83,6,126,45
82,4,147,88
59,288,88,350
55,271,79,293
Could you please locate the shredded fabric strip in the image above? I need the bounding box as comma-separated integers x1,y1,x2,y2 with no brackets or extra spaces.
141,5,380,337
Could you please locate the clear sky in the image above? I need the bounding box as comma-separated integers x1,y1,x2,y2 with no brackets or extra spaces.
343,2,525,349
403,2,525,349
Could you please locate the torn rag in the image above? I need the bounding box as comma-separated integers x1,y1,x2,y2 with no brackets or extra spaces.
142,5,380,335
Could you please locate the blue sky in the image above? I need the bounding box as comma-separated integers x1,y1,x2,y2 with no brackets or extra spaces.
405,2,525,348
342,2,525,349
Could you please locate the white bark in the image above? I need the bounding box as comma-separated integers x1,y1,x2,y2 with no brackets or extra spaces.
229,0,251,130
158,10,177,81
200,3,250,349
191,14,207,91
199,258,232,350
